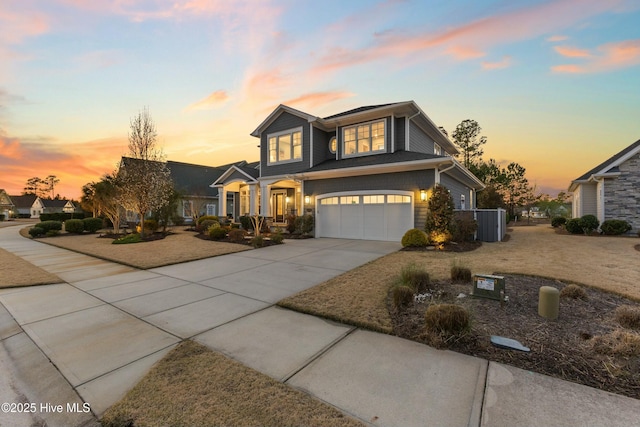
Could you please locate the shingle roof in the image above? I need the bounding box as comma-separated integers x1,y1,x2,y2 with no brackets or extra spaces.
322,103,398,120
8,194,37,208
306,150,445,172
167,161,227,198
40,199,72,208
573,138,640,181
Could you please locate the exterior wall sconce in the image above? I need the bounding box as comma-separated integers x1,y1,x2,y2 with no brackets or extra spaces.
420,190,427,202
304,195,310,204
285,196,290,204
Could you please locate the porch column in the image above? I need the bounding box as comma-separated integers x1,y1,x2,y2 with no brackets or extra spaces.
249,184,258,216
218,187,226,217
260,183,271,217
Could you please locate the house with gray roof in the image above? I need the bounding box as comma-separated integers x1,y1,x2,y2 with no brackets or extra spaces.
0,189,14,220
569,138,640,232
31,198,77,218
214,101,484,241
8,194,37,218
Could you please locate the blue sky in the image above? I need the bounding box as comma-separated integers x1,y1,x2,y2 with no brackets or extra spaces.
1,0,639,198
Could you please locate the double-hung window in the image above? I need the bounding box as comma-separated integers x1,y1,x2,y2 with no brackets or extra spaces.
268,128,302,164
343,120,385,157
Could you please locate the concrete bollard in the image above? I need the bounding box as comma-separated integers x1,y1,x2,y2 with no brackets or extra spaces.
538,286,560,320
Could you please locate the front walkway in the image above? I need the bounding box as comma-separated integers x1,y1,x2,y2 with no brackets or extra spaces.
1,224,639,427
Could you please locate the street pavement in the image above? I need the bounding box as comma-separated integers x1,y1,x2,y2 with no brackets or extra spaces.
0,222,639,427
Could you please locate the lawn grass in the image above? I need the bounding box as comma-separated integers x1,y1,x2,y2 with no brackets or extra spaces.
0,247,62,288
101,340,365,427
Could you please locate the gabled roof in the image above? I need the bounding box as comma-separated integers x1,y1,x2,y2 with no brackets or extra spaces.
39,198,73,208
251,101,459,155
212,163,259,186
250,104,319,137
167,160,228,198
8,194,37,208
569,138,640,191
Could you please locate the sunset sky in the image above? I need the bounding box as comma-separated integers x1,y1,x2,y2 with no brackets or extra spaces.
1,0,639,199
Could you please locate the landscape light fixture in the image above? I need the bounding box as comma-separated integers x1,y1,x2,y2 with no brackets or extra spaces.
420,189,427,202
304,195,310,204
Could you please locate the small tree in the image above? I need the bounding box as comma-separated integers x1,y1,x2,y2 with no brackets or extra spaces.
44,175,60,199
425,184,455,247
94,175,124,234
117,108,173,237
452,119,487,170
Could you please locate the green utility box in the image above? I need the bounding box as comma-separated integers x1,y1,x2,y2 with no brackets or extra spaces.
472,274,505,301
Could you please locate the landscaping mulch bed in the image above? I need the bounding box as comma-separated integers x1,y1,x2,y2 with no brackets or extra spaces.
388,274,640,399
401,241,483,253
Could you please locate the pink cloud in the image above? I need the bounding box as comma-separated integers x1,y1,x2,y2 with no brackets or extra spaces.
446,46,485,60
481,56,512,70
552,38,640,73
554,45,592,58
186,90,230,111
311,0,629,74
281,91,355,110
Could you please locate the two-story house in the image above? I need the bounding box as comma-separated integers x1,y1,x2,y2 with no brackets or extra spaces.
214,101,484,242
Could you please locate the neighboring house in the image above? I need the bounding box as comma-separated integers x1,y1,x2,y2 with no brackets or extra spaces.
8,194,37,218
569,138,640,232
30,198,77,218
120,157,253,222
168,159,257,221
214,101,485,242
0,189,14,219
522,207,547,219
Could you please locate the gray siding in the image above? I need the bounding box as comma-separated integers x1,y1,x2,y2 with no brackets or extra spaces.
337,117,391,160
312,127,335,167
304,170,436,229
440,173,473,210
395,117,406,151
409,121,435,154
261,112,310,177
604,152,640,231
224,169,252,183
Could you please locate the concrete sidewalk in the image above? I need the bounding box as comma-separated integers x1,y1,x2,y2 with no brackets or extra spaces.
1,223,639,427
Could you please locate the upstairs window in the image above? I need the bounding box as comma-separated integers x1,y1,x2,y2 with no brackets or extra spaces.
268,128,302,164
434,143,442,155
343,120,385,157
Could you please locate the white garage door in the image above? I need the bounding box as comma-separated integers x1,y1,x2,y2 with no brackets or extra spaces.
317,194,413,241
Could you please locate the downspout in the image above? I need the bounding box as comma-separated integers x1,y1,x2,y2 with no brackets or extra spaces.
435,161,456,184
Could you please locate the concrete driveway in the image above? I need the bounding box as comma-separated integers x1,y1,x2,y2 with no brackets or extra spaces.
0,224,400,426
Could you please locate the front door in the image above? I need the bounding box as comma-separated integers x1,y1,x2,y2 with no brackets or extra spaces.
272,191,286,223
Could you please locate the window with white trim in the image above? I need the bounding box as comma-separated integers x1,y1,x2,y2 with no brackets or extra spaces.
206,203,216,216
320,197,339,205
387,195,411,204
340,196,360,204
268,128,302,164
434,143,442,155
363,195,385,204
343,120,385,156
183,200,193,218
329,136,336,154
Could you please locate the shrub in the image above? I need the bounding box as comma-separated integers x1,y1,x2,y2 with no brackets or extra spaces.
171,215,186,226
197,215,219,226
230,223,240,229
199,220,219,234
83,217,104,233
401,229,429,247
425,184,454,240
615,305,640,330
29,227,45,237
228,228,246,243
250,235,265,248
113,234,142,244
399,263,430,293
428,230,452,248
559,284,587,300
581,215,599,234
239,216,253,230
565,218,583,234
286,214,297,234
551,216,567,228
424,304,471,335
270,232,284,244
600,219,632,235
209,226,227,240
144,219,158,233
392,285,415,309
295,214,314,235
451,265,472,282
64,219,85,234
451,214,477,243
46,230,60,237
38,220,62,232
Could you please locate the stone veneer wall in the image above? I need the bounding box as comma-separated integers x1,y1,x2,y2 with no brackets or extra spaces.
604,152,640,232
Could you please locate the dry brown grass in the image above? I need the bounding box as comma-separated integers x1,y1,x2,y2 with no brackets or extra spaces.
101,340,365,427
560,284,588,300
615,305,640,329
279,225,640,334
590,330,640,357
31,228,250,269
0,247,62,288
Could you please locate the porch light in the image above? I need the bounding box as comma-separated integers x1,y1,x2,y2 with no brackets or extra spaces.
304,195,310,204
420,190,427,202
285,196,290,204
